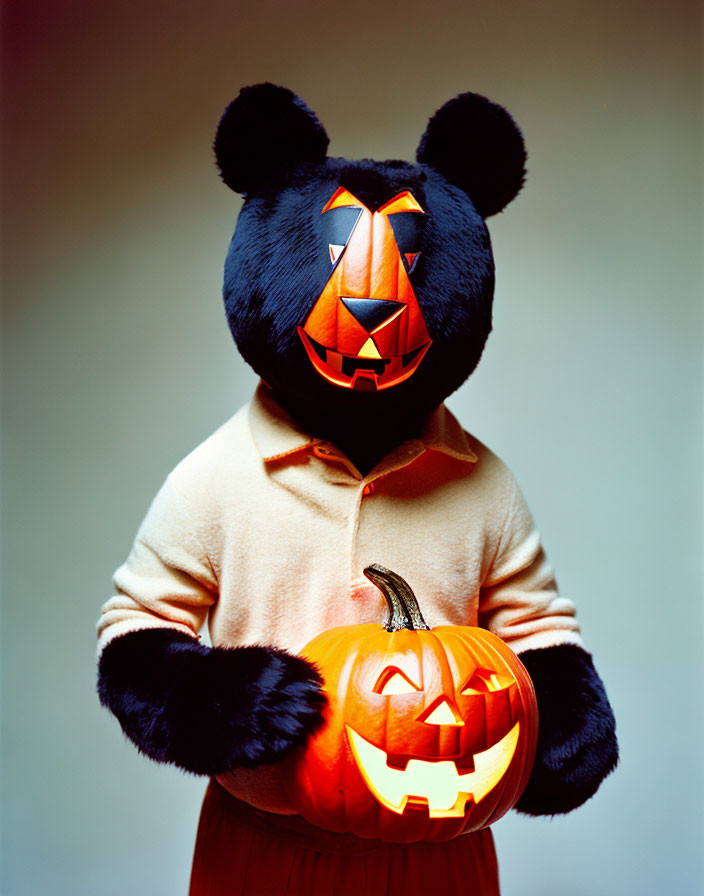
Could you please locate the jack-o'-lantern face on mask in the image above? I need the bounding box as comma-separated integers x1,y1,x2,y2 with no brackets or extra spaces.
298,187,432,391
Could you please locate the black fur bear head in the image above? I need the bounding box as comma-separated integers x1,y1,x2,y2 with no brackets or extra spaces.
214,83,526,467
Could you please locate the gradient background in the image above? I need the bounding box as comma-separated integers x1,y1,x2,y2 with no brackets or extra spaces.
2,1,702,893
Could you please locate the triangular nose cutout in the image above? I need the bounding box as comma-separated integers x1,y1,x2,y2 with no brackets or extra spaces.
341,298,401,332
420,698,464,726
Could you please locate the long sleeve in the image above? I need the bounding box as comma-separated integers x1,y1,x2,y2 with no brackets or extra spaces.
97,476,218,653
479,476,583,655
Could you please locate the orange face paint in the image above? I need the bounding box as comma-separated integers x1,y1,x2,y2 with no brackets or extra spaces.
298,188,432,391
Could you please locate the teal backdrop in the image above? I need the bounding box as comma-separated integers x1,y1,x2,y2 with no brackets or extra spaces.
2,0,702,893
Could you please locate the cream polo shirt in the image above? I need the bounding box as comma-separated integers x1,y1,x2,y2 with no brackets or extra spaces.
98,383,582,811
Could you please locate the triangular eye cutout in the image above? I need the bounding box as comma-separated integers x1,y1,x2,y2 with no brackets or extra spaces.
374,668,421,695
329,243,344,264
461,668,511,695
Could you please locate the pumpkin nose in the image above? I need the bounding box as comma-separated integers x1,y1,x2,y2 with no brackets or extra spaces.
419,697,464,727
340,298,401,333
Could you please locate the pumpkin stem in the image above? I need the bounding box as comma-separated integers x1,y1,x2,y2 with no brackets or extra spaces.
363,565,431,632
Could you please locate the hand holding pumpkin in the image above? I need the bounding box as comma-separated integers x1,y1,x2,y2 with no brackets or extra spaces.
281,565,538,843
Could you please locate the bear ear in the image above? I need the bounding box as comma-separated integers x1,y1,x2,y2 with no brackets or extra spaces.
416,92,526,217
214,83,329,195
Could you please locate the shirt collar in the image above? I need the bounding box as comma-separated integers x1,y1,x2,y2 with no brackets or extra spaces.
420,401,479,464
248,381,477,468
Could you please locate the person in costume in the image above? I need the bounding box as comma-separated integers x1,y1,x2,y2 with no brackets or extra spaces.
97,84,618,895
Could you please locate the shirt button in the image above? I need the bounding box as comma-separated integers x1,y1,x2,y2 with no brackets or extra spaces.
362,482,375,497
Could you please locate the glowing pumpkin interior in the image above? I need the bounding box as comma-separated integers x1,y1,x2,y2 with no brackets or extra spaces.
344,633,521,816
346,722,520,817
283,566,538,841
341,570,522,817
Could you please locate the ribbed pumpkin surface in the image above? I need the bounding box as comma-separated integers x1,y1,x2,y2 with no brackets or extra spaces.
281,619,538,843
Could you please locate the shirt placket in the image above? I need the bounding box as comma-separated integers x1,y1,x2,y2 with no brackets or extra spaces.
309,445,384,618
312,441,430,621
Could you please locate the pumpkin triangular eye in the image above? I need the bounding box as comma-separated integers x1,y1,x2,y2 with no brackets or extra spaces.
329,243,344,264
322,204,362,266
374,668,421,695
461,668,510,695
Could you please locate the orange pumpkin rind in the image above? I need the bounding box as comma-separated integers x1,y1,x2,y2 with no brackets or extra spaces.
281,565,539,843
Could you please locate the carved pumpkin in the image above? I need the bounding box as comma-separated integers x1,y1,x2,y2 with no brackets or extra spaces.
298,187,432,392
281,566,538,843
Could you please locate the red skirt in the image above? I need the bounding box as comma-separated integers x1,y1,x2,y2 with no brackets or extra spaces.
190,780,500,896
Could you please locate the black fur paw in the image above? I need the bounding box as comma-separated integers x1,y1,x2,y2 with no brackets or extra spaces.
515,644,618,815
97,628,326,775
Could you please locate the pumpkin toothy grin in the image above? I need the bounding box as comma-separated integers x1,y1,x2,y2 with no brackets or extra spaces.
346,722,520,817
